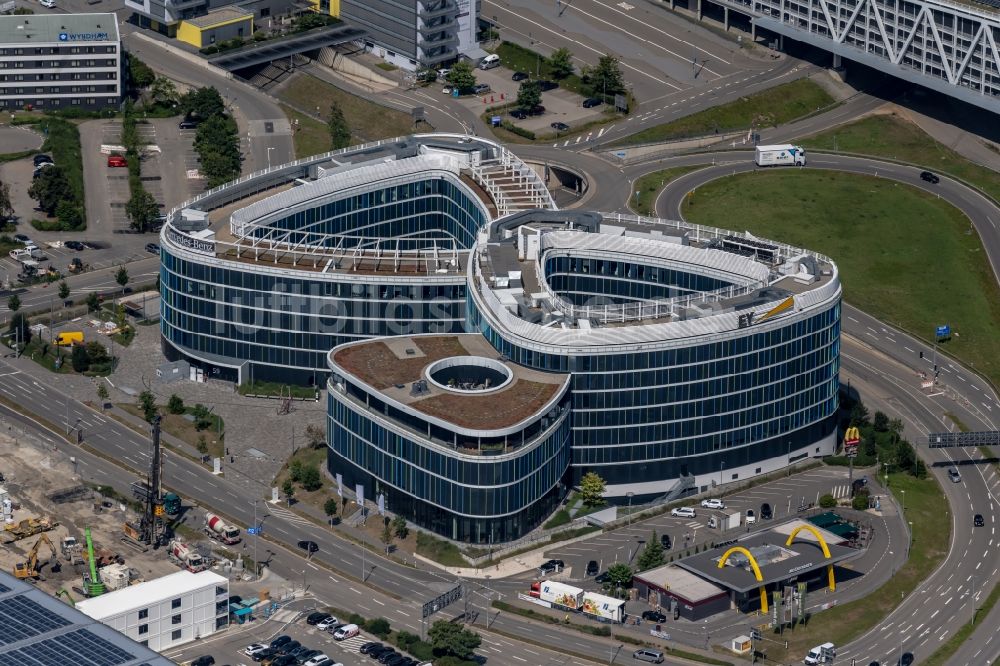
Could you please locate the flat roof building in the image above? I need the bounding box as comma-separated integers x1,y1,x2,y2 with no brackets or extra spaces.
0,13,122,111
76,569,229,652
0,570,174,666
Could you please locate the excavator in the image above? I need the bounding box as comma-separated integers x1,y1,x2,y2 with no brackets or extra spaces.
13,533,59,579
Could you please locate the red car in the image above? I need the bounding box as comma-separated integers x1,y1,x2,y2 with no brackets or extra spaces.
107,155,127,168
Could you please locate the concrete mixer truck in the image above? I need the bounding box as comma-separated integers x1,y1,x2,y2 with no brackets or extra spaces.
168,539,208,572
204,512,241,545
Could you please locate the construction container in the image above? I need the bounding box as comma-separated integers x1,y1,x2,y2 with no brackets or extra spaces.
100,563,130,591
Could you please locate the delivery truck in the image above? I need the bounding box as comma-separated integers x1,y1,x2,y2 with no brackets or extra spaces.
530,580,583,610
754,144,806,167
581,591,625,623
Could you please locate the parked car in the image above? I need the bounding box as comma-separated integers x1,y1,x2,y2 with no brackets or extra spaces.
304,655,332,666
267,657,297,666
296,649,322,663
64,240,85,251
670,507,695,518
377,650,400,664
537,80,558,91
510,108,528,119
472,83,491,94
270,636,293,649
582,97,603,108
384,655,408,666
306,611,331,625
641,610,667,623
107,155,127,168
253,648,278,662
32,154,53,166
245,644,269,656
436,68,451,78
700,498,725,509
276,640,301,655
191,657,215,666
660,533,672,550
368,646,391,659
920,170,940,184
13,234,31,244
595,571,610,584
586,560,599,576
746,509,757,525
359,643,383,655
316,616,340,631
39,0,56,7
974,513,984,526
333,623,359,640
551,121,569,132
512,71,530,81
145,243,161,255
179,119,199,129
760,503,773,520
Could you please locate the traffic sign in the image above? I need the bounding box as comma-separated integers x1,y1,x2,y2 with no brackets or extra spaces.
247,527,260,535
936,324,951,338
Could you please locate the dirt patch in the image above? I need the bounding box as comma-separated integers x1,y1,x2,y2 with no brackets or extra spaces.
413,379,559,429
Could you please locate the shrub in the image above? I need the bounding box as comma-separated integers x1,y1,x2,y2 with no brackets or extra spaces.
167,394,185,414
364,617,390,638
819,493,837,508
501,120,535,139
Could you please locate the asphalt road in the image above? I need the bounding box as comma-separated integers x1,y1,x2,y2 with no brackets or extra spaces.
651,154,1000,665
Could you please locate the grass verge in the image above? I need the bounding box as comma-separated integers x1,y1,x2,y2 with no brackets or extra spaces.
118,403,225,459
0,149,36,163
489,42,586,95
801,113,1000,203
237,379,318,399
37,117,86,227
609,78,834,146
277,73,415,143
684,170,1000,390
630,166,704,216
758,472,948,663
416,531,466,567
281,104,331,159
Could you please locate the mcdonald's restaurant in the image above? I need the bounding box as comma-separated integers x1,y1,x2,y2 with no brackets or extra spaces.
633,519,863,622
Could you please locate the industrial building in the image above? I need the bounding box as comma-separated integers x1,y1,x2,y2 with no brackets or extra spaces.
159,133,841,542
0,13,122,112
0,570,174,666
76,569,229,651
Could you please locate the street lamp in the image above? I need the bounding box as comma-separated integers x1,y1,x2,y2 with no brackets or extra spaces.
626,491,634,526
267,147,274,169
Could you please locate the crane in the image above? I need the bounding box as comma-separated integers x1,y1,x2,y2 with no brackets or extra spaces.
83,527,106,597
13,533,59,579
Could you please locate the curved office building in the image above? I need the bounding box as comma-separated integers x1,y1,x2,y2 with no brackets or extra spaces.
160,134,840,543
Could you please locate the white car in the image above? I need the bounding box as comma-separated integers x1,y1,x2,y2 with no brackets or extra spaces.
303,655,332,666
333,623,359,640
670,507,696,518
244,643,267,656
39,0,56,7
746,509,757,525
316,615,340,631
700,498,725,510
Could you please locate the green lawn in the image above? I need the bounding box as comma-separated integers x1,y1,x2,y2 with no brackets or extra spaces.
610,78,834,146
685,170,1000,389
630,166,704,216
490,42,586,96
277,74,415,144
802,112,1000,203
281,104,331,159
758,473,948,663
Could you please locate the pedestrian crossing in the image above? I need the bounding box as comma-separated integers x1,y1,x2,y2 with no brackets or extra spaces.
267,504,315,527
830,484,851,499
335,636,368,653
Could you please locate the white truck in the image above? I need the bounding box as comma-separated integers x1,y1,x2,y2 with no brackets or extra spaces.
531,580,584,610
754,144,807,167
204,512,241,545
803,642,835,665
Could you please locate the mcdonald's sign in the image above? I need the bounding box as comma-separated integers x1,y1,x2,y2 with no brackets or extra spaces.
844,427,861,446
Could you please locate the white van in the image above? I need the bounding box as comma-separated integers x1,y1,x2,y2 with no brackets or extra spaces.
803,642,835,665
479,53,501,70
332,623,359,640
8,247,42,262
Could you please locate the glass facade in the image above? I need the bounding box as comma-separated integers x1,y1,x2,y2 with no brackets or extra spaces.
159,176,486,383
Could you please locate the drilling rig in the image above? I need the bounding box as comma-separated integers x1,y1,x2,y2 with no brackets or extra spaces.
123,416,168,548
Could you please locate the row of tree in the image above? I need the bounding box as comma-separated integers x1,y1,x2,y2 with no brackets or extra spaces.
513,49,627,113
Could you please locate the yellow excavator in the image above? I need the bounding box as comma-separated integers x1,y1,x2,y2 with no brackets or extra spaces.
13,533,59,579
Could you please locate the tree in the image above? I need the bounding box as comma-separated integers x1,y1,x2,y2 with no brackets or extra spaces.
637,531,665,571
55,200,84,230
819,493,837,508
115,265,129,295
586,54,626,99
7,312,30,346
126,188,160,233
84,341,110,367
293,12,330,31
392,515,408,540
57,280,70,301
579,471,606,507
282,477,295,503
71,344,90,373
850,399,870,426
28,166,72,216
428,620,482,659
305,423,326,449
548,47,574,79
150,77,179,106
327,102,351,150
299,464,322,491
0,181,13,223
128,55,155,89
873,410,890,432
888,418,904,444
381,519,393,554
605,562,633,591
182,86,226,119
167,394,185,415
85,292,101,313
324,497,339,523
7,294,20,312
852,490,870,511
96,382,109,407
138,389,158,422
515,80,542,112
445,60,476,93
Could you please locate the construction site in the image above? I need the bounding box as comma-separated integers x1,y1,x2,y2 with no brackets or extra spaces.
0,415,246,610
